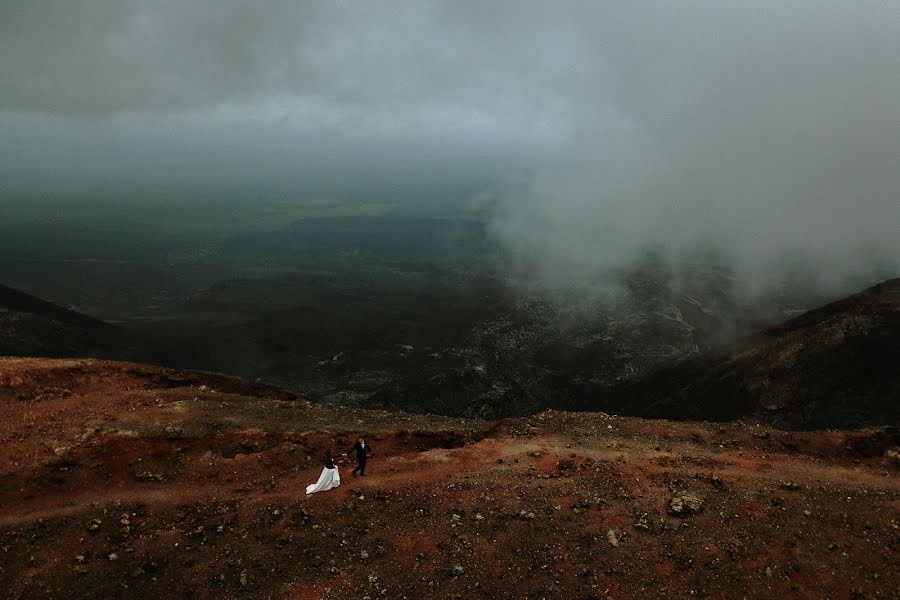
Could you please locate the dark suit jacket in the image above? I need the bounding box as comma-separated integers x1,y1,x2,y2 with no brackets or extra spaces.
348,441,373,461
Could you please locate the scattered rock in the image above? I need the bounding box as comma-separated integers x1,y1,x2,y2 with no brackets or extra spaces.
668,493,705,517
87,519,102,532
163,425,183,437
607,529,622,547
633,514,651,531
572,498,594,512
779,481,801,491
108,553,119,561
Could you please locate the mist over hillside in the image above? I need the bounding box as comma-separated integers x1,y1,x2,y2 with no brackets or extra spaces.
3,2,897,305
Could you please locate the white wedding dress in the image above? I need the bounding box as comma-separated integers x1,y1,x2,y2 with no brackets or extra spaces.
306,466,340,494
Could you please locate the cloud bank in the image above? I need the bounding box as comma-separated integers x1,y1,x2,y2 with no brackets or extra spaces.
488,2,900,295
1,1,898,294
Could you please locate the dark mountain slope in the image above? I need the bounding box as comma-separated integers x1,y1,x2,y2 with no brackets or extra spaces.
607,278,900,429
0,284,140,359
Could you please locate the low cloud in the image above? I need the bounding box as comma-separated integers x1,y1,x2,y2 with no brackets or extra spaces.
491,2,900,297
1,1,897,296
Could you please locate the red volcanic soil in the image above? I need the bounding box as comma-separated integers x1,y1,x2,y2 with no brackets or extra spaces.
1,358,898,600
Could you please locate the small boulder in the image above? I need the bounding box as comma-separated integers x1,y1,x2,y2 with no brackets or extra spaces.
668,493,704,517
607,529,622,547
633,514,651,531
884,447,900,463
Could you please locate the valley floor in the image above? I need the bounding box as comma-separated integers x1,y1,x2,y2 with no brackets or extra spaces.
1,358,897,599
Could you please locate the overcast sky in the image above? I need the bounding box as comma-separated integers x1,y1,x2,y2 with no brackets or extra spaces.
1,1,898,290
0,1,580,137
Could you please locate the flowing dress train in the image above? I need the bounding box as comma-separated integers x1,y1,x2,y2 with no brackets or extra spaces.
306,466,340,494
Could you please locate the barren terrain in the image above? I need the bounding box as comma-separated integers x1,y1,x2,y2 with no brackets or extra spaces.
1,358,897,599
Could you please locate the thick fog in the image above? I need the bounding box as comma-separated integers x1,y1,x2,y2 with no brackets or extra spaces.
489,3,900,296
2,1,898,293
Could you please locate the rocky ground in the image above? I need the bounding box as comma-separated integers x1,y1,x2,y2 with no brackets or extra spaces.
1,358,898,599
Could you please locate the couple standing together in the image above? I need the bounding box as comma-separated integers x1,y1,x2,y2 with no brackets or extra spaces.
305,437,373,495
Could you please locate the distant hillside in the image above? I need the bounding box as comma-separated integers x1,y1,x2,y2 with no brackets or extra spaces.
608,278,900,429
0,284,139,359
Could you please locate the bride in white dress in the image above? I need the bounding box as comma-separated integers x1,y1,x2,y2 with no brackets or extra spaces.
306,450,340,494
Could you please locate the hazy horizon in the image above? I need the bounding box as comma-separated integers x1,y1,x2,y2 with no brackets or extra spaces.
2,1,898,296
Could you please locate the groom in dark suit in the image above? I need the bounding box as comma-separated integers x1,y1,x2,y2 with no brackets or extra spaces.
347,437,373,476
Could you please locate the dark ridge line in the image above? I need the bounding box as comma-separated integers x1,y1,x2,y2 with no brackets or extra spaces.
0,283,118,331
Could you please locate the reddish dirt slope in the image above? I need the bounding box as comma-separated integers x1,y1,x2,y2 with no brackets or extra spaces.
1,358,897,600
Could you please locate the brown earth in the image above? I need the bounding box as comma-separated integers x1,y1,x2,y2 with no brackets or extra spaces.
1,358,897,600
